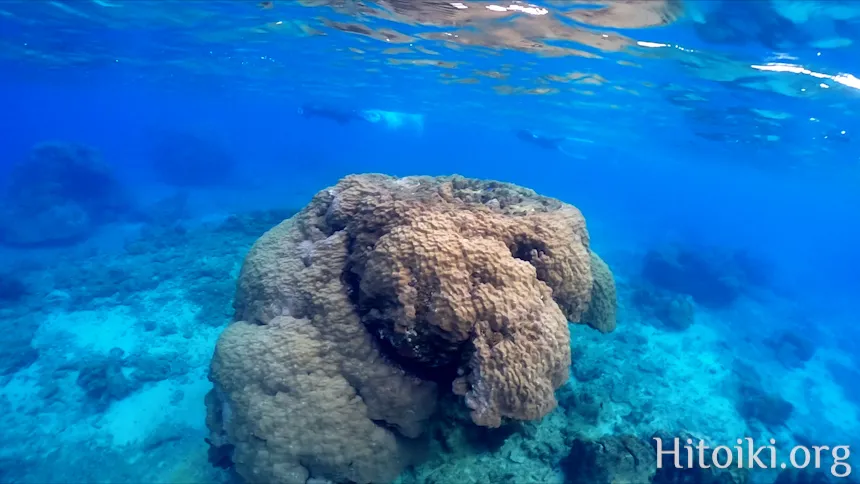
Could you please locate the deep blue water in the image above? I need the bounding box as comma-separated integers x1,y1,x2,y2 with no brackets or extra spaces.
0,1,859,483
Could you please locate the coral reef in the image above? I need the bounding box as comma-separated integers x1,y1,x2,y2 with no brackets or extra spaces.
582,251,617,333
0,184,857,484
205,174,617,483
641,245,773,308
147,129,237,187
0,142,129,247
0,208,285,484
632,285,696,331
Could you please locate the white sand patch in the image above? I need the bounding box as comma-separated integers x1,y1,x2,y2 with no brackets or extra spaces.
101,379,174,446
100,367,211,447
36,307,139,354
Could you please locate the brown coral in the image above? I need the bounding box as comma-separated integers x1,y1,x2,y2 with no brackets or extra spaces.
206,174,616,483
582,251,618,334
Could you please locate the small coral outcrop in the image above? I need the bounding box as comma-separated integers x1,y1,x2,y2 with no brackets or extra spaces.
205,174,617,483
0,142,129,247
632,285,696,331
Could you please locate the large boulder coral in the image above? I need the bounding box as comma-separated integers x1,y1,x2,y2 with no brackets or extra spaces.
0,142,129,247
205,174,617,484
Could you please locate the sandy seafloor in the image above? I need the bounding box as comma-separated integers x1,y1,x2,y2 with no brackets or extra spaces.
1,196,858,484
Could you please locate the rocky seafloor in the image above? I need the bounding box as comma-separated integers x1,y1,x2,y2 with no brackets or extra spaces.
0,202,858,484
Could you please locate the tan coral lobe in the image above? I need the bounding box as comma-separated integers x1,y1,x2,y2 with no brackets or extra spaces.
206,174,616,483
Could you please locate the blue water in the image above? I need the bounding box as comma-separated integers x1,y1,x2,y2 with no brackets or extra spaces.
1,1,859,483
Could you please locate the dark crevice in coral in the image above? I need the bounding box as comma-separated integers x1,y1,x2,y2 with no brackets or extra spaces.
511,239,547,263
342,237,463,385
356,292,463,384
371,419,401,434
510,238,554,293
205,438,234,470
323,218,346,237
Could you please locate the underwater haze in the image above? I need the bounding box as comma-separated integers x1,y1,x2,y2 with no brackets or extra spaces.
1,1,859,483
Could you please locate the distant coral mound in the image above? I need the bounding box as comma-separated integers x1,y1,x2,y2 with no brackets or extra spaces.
0,142,129,247
205,174,617,484
632,284,696,331
147,129,237,187
641,245,773,308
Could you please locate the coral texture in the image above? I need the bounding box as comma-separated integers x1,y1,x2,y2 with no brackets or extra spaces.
582,251,617,333
206,174,616,483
